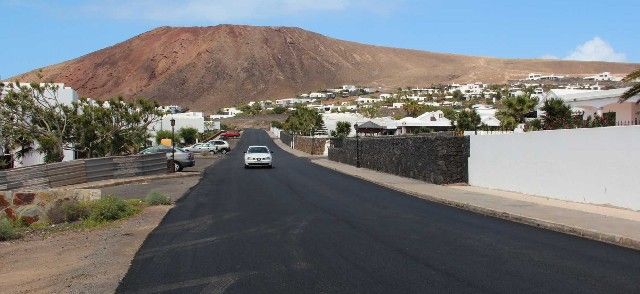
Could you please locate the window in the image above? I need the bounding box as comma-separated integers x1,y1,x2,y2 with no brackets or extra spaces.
247,147,269,154
158,147,172,153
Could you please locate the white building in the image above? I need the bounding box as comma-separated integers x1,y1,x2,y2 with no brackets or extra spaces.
150,112,205,143
309,92,328,99
542,87,640,121
472,105,501,127
583,72,623,82
379,93,393,100
158,105,184,114
210,107,243,119
526,73,565,81
1,83,79,167
355,97,382,104
342,85,357,92
275,98,314,106
416,111,453,128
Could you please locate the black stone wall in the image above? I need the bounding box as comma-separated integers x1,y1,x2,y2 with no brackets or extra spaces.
328,134,470,184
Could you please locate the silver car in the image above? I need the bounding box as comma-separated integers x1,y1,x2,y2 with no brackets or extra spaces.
207,140,231,154
140,145,195,172
184,142,216,153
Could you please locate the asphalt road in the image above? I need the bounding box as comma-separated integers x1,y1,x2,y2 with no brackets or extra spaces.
118,129,640,294
102,157,220,201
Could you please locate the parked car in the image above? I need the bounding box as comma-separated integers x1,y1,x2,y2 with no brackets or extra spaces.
183,142,216,153
244,145,273,168
220,130,241,139
140,145,195,172
207,139,231,154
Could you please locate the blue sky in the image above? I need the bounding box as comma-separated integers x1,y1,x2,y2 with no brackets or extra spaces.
1,0,638,78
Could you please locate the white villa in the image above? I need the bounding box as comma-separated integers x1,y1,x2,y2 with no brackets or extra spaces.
210,107,243,119
149,111,205,142
0,83,79,167
541,87,640,122
275,98,314,107
355,97,383,104
471,104,501,127
583,72,623,82
309,92,328,99
526,73,565,81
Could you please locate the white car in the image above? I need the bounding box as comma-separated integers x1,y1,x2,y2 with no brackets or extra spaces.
244,146,273,168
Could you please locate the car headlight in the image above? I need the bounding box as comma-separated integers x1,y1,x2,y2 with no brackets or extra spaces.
265,157,271,160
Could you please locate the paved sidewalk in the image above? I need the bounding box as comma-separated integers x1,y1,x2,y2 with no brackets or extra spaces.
270,131,640,250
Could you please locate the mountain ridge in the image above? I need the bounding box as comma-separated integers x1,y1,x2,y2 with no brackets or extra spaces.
11,24,639,111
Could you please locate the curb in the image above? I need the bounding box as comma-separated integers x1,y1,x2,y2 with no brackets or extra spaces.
313,160,640,251
70,172,201,189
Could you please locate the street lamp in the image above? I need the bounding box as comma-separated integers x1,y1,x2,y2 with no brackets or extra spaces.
354,123,360,168
170,118,176,172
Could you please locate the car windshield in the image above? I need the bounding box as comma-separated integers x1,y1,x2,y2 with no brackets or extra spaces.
247,147,269,154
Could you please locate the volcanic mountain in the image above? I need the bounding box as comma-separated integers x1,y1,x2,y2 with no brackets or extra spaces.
12,25,639,111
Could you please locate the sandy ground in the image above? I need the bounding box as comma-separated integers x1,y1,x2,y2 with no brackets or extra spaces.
0,206,171,294
0,149,230,293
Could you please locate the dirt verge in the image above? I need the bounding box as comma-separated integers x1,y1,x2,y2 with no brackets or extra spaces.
0,205,171,293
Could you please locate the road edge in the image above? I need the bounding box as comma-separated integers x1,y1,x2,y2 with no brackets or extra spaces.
68,172,200,189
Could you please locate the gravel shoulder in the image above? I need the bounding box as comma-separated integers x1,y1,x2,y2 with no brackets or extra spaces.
0,150,230,293
0,206,172,294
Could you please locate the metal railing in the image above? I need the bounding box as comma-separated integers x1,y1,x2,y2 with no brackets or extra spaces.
0,153,166,191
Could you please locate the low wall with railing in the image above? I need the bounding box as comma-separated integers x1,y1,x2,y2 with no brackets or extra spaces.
279,131,329,155
0,153,167,191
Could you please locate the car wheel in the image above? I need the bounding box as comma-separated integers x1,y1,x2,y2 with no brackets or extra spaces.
220,149,228,154
174,162,183,172
244,164,249,169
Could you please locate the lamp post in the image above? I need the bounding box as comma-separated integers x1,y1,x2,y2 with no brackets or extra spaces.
170,118,176,172
354,123,360,168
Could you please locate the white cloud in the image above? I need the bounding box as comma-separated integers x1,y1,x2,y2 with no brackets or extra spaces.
77,0,359,22
564,37,627,62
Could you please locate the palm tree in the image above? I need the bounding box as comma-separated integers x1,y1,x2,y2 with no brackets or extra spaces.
620,68,640,102
496,95,538,129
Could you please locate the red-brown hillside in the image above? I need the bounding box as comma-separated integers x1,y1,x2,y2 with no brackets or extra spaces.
12,25,639,111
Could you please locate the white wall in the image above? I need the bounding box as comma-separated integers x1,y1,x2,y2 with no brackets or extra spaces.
150,112,205,135
13,144,75,168
469,126,640,210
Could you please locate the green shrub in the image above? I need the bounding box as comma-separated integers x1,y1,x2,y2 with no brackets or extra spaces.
89,196,138,222
63,201,91,222
46,201,67,224
47,200,92,224
0,218,20,241
145,192,172,206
